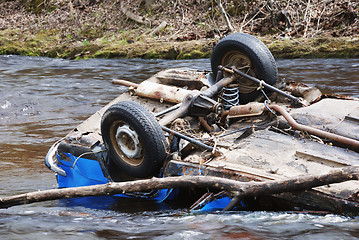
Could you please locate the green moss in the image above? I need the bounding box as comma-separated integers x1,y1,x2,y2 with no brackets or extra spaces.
143,49,160,59
78,25,104,40
82,40,90,46
264,36,359,59
141,46,178,59
0,27,358,59
93,50,126,59
177,49,207,59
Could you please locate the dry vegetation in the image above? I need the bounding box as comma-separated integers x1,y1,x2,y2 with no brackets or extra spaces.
0,0,358,59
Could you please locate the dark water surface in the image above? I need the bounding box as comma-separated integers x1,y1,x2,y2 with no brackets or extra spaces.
0,56,358,239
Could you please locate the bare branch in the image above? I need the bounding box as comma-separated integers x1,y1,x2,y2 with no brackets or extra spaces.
119,1,151,25
1,166,359,209
217,0,235,32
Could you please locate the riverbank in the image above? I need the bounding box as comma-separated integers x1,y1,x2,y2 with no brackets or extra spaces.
1,0,358,60
1,29,358,60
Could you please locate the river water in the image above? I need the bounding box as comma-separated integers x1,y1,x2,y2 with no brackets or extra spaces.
0,56,358,239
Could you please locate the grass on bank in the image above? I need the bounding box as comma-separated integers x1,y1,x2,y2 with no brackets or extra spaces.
1,28,358,60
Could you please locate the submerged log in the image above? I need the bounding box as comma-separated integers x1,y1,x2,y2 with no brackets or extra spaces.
1,166,359,209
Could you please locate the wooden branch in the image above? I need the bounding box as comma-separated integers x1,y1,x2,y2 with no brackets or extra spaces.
138,20,167,41
267,0,278,27
241,4,266,30
148,20,167,36
303,0,311,37
1,166,359,209
217,0,235,32
316,1,327,31
69,1,81,28
119,1,151,25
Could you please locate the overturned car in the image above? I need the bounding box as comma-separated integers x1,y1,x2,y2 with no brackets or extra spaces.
45,33,359,214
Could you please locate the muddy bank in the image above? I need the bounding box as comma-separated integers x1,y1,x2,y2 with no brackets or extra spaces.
1,0,358,59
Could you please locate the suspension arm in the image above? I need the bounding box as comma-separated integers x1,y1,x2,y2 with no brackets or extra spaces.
218,65,304,106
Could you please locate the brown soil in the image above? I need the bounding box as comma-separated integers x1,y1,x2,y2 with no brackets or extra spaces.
0,0,358,59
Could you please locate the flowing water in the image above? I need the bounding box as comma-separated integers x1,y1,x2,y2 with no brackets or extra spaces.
0,56,358,239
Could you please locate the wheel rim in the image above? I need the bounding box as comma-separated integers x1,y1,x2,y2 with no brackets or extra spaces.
221,51,258,93
110,120,144,166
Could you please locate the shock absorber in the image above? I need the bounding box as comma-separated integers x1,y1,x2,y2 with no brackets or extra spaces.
220,87,240,110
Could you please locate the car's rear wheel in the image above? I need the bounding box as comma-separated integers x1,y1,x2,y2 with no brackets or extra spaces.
211,33,278,104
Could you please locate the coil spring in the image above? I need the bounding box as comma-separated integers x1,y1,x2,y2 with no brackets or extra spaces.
221,87,240,110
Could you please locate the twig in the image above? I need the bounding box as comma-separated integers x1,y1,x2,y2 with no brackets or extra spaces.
285,0,291,9
149,20,167,36
217,0,235,32
316,1,327,32
267,0,278,27
209,14,222,37
303,0,311,37
239,13,248,32
241,4,266,29
69,0,81,28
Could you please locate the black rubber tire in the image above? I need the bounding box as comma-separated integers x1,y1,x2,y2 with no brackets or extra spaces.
211,33,278,104
101,101,168,178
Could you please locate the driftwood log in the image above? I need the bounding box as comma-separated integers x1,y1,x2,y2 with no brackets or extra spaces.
1,166,359,209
